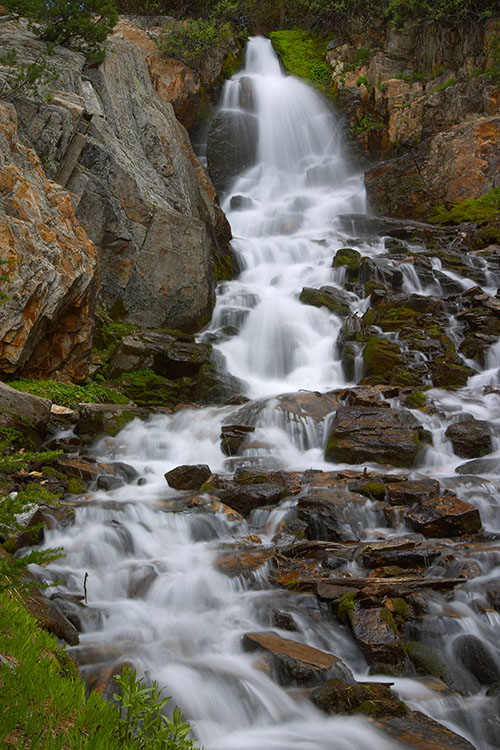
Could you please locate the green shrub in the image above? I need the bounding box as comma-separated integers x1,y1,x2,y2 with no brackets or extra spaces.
4,0,118,61
156,18,233,70
113,665,198,749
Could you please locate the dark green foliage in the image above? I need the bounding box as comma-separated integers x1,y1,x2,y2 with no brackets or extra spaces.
4,0,118,61
156,18,233,70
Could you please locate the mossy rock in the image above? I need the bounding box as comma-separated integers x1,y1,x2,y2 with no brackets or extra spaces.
429,187,500,249
431,361,472,388
116,370,184,407
333,248,362,277
311,678,407,717
299,287,350,317
402,390,426,409
404,641,457,688
363,337,402,378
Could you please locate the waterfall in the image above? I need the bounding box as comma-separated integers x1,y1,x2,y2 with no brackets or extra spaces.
35,36,500,750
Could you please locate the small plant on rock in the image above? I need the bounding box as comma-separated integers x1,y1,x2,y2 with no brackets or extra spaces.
113,665,198,749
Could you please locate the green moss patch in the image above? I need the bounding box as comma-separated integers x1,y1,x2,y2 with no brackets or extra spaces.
8,379,128,408
269,30,332,95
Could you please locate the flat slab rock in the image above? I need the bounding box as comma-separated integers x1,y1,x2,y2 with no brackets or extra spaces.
325,406,424,468
371,708,476,750
407,495,482,537
242,631,353,686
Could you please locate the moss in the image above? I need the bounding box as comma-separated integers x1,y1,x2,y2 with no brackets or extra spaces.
337,592,356,623
364,280,385,297
269,30,333,96
67,478,85,494
355,481,387,500
116,369,183,407
381,566,405,579
430,187,500,224
392,598,409,620
403,390,426,409
363,337,401,378
380,606,398,634
404,640,453,684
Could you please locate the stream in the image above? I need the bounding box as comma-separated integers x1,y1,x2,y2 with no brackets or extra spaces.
36,37,500,749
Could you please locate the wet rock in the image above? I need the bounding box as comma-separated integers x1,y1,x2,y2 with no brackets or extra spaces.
445,418,492,458
407,495,482,537
453,634,500,687
387,479,440,505
347,605,404,666
361,539,441,569
220,424,255,456
207,109,259,194
242,631,354,686
97,474,124,491
456,457,500,475
311,677,407,717
24,588,80,646
127,564,158,599
76,404,152,440
215,545,271,579
324,406,424,467
271,609,298,631
109,462,139,483
218,482,287,517
335,214,456,245
362,338,403,380
404,641,456,688
164,464,212,491
373,708,476,749
297,484,366,542
332,247,362,277
299,286,351,317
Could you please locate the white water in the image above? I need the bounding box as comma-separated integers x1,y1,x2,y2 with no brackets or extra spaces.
36,37,500,750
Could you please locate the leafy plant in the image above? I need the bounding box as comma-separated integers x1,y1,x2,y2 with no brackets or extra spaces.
4,0,118,61
0,484,63,593
113,665,198,749
156,18,233,70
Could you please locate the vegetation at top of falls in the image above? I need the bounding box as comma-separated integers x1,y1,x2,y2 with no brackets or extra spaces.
0,593,200,748
156,17,234,71
3,0,118,62
269,30,332,94
8,378,129,408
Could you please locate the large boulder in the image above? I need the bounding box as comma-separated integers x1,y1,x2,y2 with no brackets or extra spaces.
445,418,492,459
0,102,98,382
324,405,425,467
1,20,234,333
0,381,51,437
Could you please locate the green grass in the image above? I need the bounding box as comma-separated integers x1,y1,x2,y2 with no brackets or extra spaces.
0,593,200,748
8,379,129,408
269,30,332,94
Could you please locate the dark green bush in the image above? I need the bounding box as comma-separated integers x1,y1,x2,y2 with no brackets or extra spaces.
156,17,233,70
4,0,118,61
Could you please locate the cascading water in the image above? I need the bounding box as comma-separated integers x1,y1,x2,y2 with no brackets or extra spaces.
35,37,500,750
